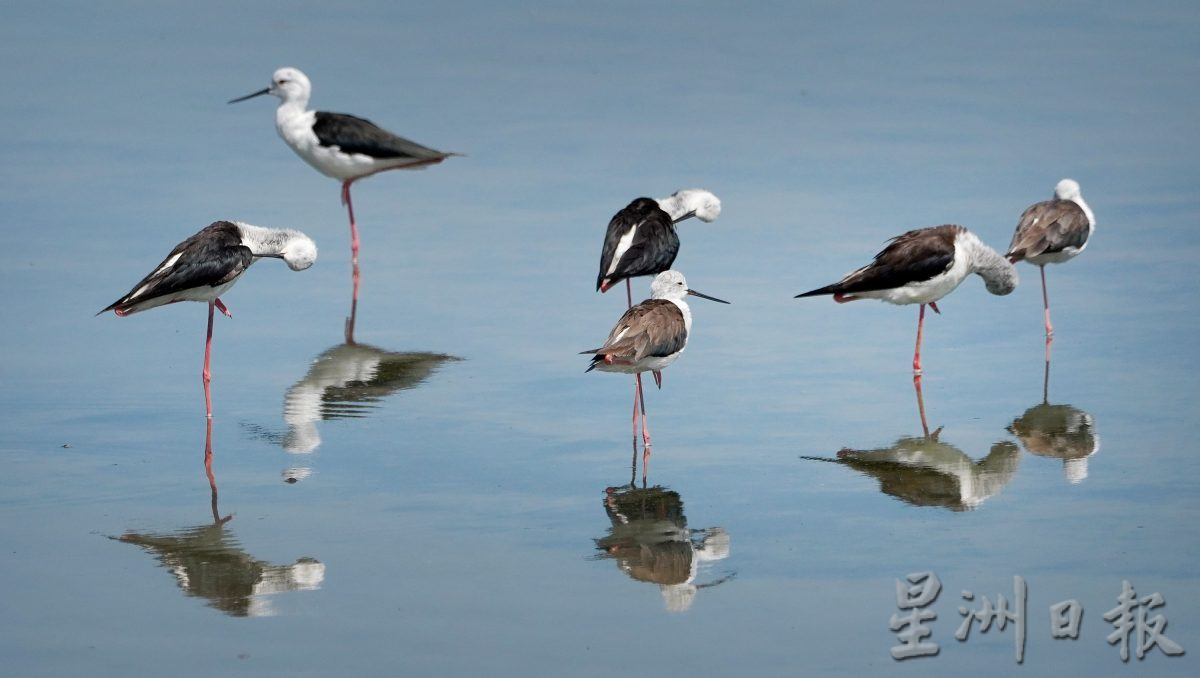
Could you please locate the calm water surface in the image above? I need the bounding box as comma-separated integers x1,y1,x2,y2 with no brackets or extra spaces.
2,2,1197,676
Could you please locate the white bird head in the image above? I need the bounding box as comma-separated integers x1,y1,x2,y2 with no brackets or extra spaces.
659,189,722,224
268,67,312,103
1054,178,1083,201
280,231,318,271
649,270,730,304
229,67,312,107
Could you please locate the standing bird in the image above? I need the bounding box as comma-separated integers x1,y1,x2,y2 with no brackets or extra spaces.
796,225,1017,374
99,221,317,432
1005,179,1095,339
229,67,457,338
597,189,722,308
583,271,728,466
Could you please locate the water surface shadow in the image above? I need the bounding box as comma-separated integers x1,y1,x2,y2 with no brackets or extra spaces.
804,432,1021,511
243,342,460,478
113,440,324,617
592,484,734,612
1007,348,1099,483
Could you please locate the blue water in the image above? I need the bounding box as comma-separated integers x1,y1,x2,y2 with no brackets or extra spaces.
1,2,1197,675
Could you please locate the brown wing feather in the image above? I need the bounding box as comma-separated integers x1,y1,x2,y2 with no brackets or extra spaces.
583,299,687,363
1007,200,1090,262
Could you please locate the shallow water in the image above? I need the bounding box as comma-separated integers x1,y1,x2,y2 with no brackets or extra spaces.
2,2,1198,676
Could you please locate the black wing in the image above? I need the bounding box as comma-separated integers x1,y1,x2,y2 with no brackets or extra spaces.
797,225,960,297
312,111,449,162
100,221,253,315
596,198,678,290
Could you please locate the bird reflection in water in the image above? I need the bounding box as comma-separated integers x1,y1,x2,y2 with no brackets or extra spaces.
115,435,324,617
804,433,1021,511
117,525,324,617
593,485,734,612
245,343,459,479
1007,350,1099,483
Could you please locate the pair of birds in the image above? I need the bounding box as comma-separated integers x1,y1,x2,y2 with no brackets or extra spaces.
583,190,727,453
795,178,1094,373
101,67,459,426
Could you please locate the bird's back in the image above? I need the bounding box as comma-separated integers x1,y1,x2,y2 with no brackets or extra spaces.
799,225,961,298
101,222,254,316
584,299,688,368
312,111,452,163
597,199,679,291
1007,199,1092,263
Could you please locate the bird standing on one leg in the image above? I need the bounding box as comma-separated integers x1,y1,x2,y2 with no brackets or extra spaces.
1005,179,1095,340
796,225,1017,374
99,220,317,468
583,271,728,477
229,67,457,341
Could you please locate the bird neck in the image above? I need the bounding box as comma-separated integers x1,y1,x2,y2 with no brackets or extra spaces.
962,231,1018,296
236,223,299,257
656,194,692,222
275,100,310,133
1070,196,1096,227
668,298,693,333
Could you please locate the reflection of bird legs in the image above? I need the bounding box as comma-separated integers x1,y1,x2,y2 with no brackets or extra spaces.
913,374,930,438
341,181,362,344
344,290,358,345
1043,337,1053,404
202,417,234,525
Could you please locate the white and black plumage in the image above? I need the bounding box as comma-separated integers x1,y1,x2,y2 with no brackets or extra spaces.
583,271,728,455
100,221,317,426
1006,179,1095,338
230,67,457,330
596,189,721,306
796,225,1017,374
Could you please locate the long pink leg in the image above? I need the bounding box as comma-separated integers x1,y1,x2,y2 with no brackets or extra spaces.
203,301,215,419
633,372,652,477
214,298,231,318
631,374,641,445
913,303,926,375
1040,265,1053,338
342,180,362,293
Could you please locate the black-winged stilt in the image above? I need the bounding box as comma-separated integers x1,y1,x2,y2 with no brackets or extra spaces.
1005,179,1095,339
582,271,728,474
229,67,457,339
597,189,722,307
796,225,1017,374
99,221,317,441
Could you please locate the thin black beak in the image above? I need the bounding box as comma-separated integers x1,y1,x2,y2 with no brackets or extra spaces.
687,288,730,304
252,253,284,259
228,87,271,104
672,210,697,224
